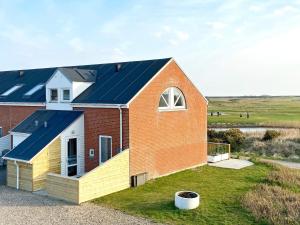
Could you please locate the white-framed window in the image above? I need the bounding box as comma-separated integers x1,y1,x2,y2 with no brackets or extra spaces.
1,84,23,96
99,136,112,164
62,89,71,101
50,89,58,102
158,87,186,111
24,84,44,96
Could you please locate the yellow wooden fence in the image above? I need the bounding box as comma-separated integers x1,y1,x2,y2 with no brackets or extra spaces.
46,149,130,204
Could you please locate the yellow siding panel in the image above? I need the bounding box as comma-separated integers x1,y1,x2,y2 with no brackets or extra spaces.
6,137,61,192
78,150,130,203
32,138,61,191
46,174,79,204
45,150,130,204
7,160,33,191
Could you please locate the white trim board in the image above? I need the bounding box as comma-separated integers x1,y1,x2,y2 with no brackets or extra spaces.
0,102,45,106
72,103,127,108
126,58,173,106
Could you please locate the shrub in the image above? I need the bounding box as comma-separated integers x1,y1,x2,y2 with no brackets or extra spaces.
263,130,281,141
208,129,245,151
208,129,225,141
223,128,245,151
242,184,300,225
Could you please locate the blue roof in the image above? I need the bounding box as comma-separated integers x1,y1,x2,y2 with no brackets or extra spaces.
5,110,83,161
0,58,171,104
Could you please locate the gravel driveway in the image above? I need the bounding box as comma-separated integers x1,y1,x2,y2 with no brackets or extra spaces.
0,185,160,225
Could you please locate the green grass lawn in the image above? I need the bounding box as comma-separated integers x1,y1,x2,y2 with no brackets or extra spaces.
94,163,271,225
208,96,300,127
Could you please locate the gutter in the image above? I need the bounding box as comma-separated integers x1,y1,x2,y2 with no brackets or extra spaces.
14,160,19,190
0,102,45,107
71,103,128,109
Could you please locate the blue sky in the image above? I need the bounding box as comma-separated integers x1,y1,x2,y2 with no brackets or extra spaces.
0,0,300,96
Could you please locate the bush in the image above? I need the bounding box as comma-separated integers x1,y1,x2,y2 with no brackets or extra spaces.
224,128,245,151
208,129,245,151
208,129,225,141
263,130,281,141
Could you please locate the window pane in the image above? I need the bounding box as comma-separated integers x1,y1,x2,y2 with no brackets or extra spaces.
159,89,170,108
175,95,184,107
1,85,23,96
101,137,112,163
25,84,44,96
159,96,168,107
173,89,181,105
50,89,58,101
68,165,77,176
162,90,169,104
63,89,70,100
68,138,77,165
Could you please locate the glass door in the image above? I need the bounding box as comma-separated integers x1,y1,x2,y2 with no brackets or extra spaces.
67,138,77,176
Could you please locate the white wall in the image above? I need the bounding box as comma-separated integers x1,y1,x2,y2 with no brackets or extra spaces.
46,70,94,110
60,114,85,177
0,134,11,155
46,70,73,110
73,82,93,99
12,133,30,148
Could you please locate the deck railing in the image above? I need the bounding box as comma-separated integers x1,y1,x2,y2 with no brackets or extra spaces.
208,142,231,156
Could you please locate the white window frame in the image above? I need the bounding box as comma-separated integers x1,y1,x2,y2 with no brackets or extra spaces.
99,135,112,165
49,88,58,102
61,88,71,102
158,87,186,111
1,84,24,96
24,84,44,96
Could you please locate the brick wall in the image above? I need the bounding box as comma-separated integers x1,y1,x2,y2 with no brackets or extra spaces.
0,105,43,135
129,60,207,179
74,107,129,172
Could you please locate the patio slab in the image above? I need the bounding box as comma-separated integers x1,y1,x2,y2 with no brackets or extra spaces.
208,159,254,169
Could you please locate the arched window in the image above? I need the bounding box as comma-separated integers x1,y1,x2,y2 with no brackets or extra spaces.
158,87,186,110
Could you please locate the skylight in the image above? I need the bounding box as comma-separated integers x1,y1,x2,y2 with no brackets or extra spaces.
24,84,44,96
1,84,23,96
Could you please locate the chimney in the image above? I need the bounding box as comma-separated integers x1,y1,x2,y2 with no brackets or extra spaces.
115,64,122,72
19,71,24,77
44,121,48,128
34,120,39,127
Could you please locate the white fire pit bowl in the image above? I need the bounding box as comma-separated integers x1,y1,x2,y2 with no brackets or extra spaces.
175,191,200,210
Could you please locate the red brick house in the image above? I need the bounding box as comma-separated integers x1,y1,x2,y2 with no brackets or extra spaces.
1,58,207,203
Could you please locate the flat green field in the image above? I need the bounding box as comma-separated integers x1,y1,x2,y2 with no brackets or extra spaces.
207,96,300,127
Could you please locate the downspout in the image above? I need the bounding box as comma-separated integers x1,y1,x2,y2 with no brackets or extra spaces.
14,160,19,190
118,106,123,152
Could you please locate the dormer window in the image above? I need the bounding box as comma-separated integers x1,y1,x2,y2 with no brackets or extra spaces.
1,84,23,96
62,89,70,101
24,84,44,96
50,89,58,102
158,87,186,111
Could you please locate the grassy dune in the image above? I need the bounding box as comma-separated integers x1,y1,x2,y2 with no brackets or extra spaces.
208,96,300,128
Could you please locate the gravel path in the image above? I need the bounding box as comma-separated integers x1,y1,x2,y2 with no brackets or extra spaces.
0,185,160,225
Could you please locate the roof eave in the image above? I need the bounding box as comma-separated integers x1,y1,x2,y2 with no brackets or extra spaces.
71,103,128,108
0,102,45,106
2,156,31,164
